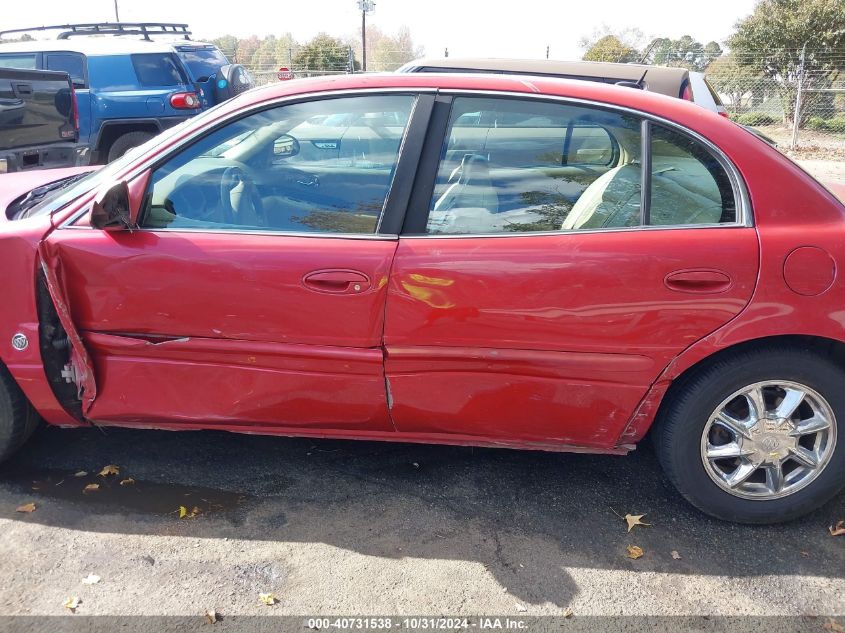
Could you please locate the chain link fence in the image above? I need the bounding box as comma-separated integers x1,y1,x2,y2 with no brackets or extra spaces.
705,51,845,158
216,43,418,86
216,41,845,158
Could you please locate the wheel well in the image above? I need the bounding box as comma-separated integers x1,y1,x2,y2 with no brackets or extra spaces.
653,334,845,431
95,123,159,157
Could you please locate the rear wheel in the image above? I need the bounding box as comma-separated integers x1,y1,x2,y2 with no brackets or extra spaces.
653,347,845,523
107,131,154,162
0,365,40,463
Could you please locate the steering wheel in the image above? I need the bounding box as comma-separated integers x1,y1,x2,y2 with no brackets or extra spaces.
219,166,264,226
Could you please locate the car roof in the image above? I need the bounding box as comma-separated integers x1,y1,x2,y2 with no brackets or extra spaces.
217,72,716,136
399,57,689,98
0,37,218,57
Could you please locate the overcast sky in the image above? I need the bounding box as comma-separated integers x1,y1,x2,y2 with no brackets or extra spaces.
4,0,758,59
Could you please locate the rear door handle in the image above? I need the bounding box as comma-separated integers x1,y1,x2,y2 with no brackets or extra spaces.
303,269,370,294
13,83,32,98
664,269,732,293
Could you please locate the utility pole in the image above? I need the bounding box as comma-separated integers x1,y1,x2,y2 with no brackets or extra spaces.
358,1,375,72
792,29,845,149
791,41,808,150
113,0,120,21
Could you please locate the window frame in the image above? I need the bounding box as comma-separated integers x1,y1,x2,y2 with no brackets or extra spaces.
44,51,88,89
400,90,751,238
0,52,40,70
130,52,190,88
57,87,750,238
132,90,434,239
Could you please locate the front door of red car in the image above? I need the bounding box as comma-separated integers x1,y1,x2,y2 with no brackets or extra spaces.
42,92,430,431
384,95,759,449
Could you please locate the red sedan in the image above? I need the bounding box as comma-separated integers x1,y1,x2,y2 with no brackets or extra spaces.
1,73,843,524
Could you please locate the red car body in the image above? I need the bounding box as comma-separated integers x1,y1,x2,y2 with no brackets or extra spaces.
0,72,843,457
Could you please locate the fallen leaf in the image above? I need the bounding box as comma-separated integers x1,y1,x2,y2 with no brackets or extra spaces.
822,618,845,632
258,592,277,606
624,513,650,532
671,550,682,560
514,603,527,612
98,465,120,477
205,609,218,624
829,520,845,537
626,545,644,560
73,471,87,478
83,483,100,493
178,505,201,519
561,607,573,618
119,478,135,486
63,596,81,612
81,574,100,585
15,502,36,513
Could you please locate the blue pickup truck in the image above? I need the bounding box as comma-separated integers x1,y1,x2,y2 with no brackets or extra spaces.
0,23,253,163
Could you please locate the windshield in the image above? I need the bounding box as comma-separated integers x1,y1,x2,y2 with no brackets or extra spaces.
18,101,232,219
176,46,229,82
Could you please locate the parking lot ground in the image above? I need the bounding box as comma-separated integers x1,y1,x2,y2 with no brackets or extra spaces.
0,424,842,631
797,159,845,185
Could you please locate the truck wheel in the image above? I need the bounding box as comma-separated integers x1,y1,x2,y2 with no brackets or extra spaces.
0,364,40,463
653,346,845,524
107,131,154,162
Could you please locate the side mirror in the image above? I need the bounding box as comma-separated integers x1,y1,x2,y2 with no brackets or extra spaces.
273,134,300,159
90,181,134,230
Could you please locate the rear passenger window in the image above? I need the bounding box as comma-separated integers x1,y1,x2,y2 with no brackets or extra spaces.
649,124,736,225
45,53,86,87
426,97,641,234
131,54,185,87
422,97,739,235
0,54,37,69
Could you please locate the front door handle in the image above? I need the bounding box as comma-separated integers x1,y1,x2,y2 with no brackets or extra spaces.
665,269,732,294
303,269,370,294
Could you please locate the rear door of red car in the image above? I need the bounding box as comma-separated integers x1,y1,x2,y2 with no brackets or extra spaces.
41,91,434,431
383,93,759,449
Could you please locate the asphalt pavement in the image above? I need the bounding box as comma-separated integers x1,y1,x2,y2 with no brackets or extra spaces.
0,423,842,631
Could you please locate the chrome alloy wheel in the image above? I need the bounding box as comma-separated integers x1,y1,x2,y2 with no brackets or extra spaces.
700,380,837,500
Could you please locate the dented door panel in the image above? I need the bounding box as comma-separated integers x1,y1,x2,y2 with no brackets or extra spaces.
385,228,759,447
81,332,387,428
40,228,397,430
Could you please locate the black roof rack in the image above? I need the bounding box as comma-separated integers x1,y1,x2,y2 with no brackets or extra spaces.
0,23,192,41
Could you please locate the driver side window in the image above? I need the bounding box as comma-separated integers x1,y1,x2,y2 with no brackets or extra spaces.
141,94,416,234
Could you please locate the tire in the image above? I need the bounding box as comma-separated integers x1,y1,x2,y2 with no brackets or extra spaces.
0,364,40,463
653,346,845,524
106,131,154,163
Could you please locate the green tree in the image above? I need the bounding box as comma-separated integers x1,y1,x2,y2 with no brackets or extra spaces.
647,35,722,71
210,34,238,60
353,25,424,71
705,54,768,113
727,0,845,125
370,26,424,71
234,35,261,67
582,35,640,63
293,33,354,76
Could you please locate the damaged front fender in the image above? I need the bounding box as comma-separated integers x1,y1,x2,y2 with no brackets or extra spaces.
37,242,97,415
